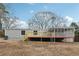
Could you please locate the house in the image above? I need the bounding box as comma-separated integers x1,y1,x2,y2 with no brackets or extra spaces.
4,27,75,42
25,27,75,42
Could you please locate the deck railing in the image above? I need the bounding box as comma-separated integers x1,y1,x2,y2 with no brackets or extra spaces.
25,31,74,38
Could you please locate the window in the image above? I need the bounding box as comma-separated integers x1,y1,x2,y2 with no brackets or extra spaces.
33,30,38,35
21,30,25,35
65,29,67,31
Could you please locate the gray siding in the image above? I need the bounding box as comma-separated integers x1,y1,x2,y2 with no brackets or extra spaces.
5,30,25,40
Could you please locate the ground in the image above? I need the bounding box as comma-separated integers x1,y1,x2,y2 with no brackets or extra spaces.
0,40,79,56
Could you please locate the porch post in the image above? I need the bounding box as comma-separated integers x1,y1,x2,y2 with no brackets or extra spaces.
54,27,55,43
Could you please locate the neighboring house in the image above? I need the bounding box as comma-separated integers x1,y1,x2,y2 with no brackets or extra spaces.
4,27,75,42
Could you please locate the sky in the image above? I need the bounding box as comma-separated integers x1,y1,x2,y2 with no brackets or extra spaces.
5,3,79,21
4,3,79,28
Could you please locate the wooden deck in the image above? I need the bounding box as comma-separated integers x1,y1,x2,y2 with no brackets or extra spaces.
28,36,74,38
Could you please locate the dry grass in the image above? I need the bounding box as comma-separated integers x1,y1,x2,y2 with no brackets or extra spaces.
0,40,79,56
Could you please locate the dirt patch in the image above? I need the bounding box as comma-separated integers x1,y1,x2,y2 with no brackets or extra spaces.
0,40,79,56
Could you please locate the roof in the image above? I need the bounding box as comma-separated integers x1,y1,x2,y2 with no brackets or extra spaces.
4,27,75,31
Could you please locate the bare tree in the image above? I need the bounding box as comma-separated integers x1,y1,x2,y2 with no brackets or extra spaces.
0,3,8,17
1,16,21,29
28,11,67,30
0,3,9,29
